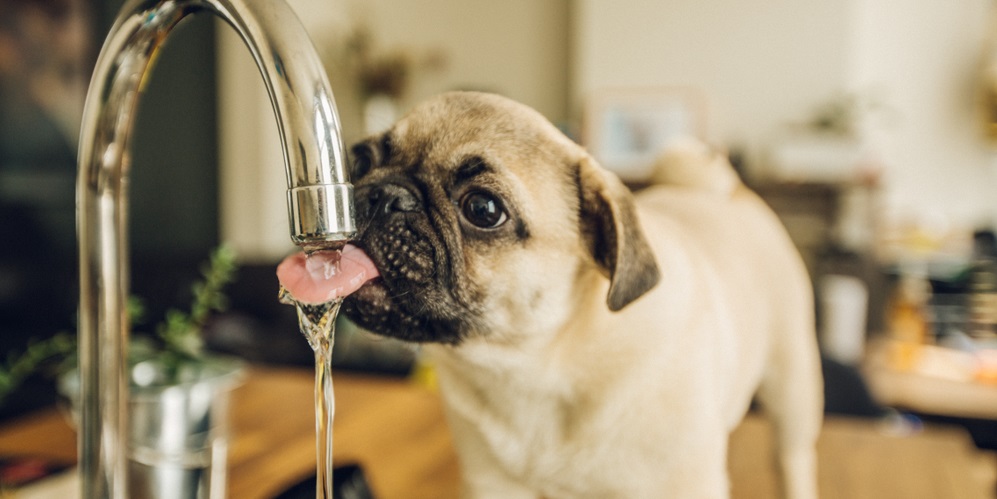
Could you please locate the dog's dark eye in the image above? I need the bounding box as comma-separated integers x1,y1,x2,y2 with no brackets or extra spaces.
350,144,373,178
460,191,507,229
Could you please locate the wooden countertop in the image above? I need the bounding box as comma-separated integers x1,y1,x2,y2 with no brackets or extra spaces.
862,338,997,420
0,365,993,498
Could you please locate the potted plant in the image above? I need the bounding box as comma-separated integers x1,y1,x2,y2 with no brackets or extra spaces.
0,245,245,499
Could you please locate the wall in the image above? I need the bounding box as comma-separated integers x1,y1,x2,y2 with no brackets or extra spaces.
572,0,851,160
326,0,571,131
847,0,997,229
574,0,997,237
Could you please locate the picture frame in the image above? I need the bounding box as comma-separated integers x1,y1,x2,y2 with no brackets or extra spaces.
583,87,707,182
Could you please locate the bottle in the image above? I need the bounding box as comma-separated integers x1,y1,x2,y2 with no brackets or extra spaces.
967,230,997,340
886,271,930,371
888,274,930,341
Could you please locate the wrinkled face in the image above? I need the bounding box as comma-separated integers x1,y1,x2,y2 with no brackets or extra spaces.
341,93,588,345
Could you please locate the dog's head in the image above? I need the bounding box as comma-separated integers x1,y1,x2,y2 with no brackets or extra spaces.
341,92,659,345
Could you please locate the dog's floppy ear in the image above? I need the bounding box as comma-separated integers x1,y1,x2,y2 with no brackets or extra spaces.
577,155,661,311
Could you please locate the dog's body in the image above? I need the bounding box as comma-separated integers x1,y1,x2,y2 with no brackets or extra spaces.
428,177,821,498
341,92,822,498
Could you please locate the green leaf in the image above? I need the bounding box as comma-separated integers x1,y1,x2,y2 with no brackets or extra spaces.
0,244,240,403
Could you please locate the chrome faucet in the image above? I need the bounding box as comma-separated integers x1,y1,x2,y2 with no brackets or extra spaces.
76,0,356,496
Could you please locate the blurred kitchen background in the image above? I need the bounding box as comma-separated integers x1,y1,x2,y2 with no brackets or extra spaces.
2,0,997,493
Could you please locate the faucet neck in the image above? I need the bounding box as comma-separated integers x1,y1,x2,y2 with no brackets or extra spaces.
77,1,355,496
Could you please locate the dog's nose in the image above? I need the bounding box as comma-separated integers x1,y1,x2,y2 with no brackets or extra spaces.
366,183,421,216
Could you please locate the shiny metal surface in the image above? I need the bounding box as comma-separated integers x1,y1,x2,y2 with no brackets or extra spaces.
60,358,245,499
76,0,356,497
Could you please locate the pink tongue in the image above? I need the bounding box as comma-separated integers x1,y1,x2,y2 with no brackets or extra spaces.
276,244,380,304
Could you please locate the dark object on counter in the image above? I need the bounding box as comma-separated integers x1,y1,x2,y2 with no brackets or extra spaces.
973,229,997,258
967,229,997,340
0,455,73,489
821,354,888,418
275,463,375,499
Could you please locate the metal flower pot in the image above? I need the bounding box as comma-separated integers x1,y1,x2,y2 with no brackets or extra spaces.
61,356,244,499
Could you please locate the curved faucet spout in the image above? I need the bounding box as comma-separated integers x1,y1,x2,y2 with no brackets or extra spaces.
77,0,356,496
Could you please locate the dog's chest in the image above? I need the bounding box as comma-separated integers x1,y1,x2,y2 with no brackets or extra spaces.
478,392,607,492
436,361,633,496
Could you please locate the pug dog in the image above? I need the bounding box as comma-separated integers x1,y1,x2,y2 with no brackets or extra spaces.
278,91,822,498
